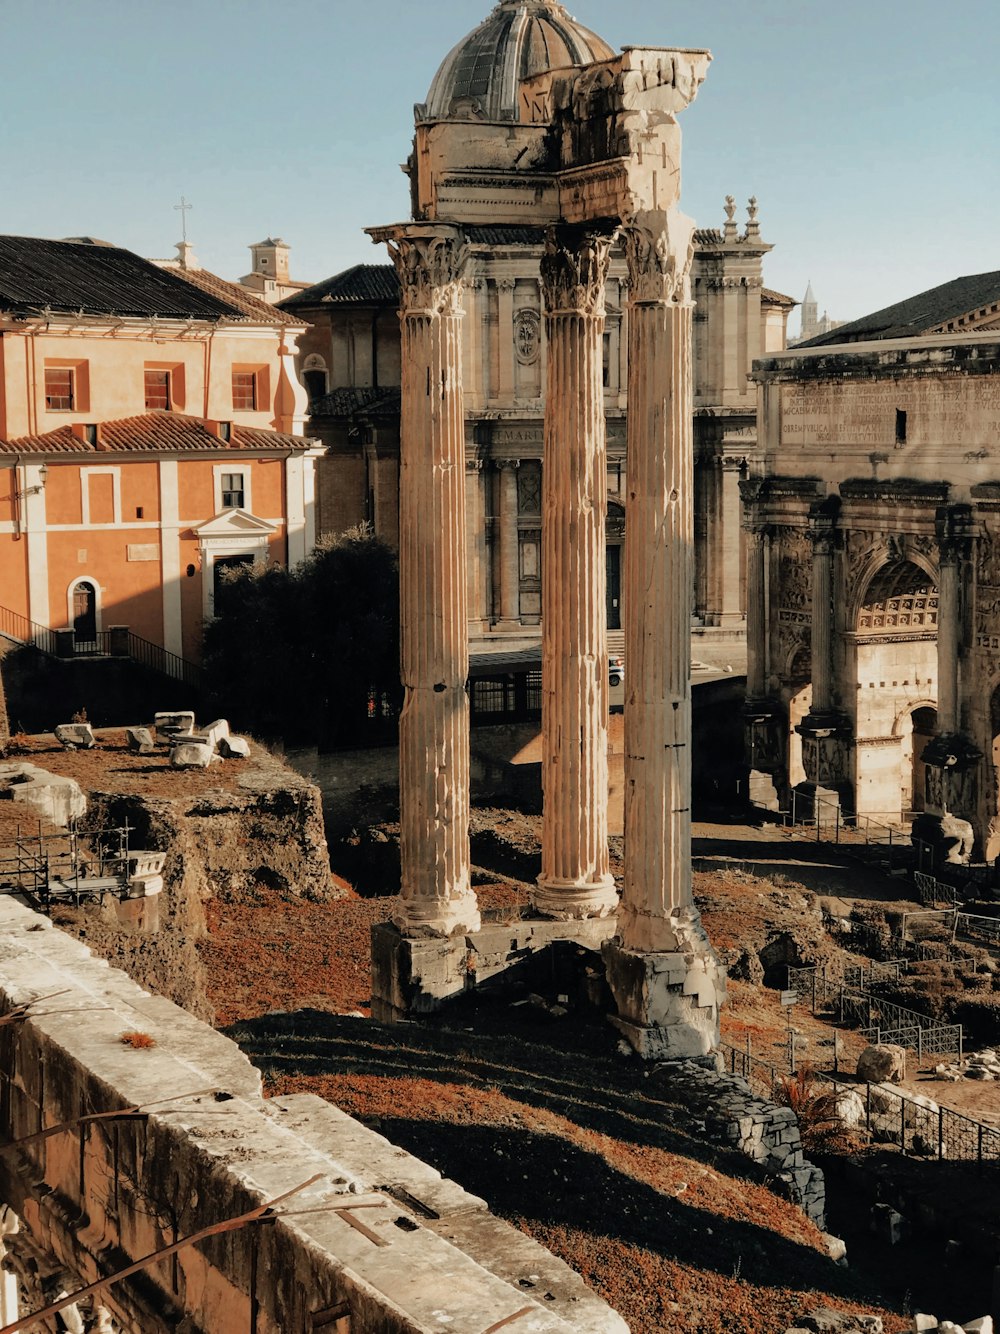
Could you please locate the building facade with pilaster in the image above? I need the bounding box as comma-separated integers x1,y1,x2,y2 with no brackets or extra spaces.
746,266,1000,856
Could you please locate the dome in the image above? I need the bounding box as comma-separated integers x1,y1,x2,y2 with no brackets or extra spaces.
419,1,615,124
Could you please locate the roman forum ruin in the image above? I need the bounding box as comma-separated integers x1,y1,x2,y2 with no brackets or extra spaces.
368,2,725,1058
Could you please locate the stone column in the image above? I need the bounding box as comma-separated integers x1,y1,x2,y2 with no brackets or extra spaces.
495,459,521,627
809,514,836,716
937,538,961,736
923,505,981,829
497,278,516,401
378,225,480,937
532,225,618,921
745,519,768,701
466,457,487,632
603,209,725,1060
719,454,745,624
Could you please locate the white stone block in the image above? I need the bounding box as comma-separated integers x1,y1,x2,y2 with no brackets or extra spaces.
964,1319,993,1334
911,1314,937,1332
220,735,251,759
154,710,195,741
170,742,216,770
54,722,95,749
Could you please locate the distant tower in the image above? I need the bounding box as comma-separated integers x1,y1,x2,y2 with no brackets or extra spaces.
800,280,818,339
239,238,308,304
250,238,291,285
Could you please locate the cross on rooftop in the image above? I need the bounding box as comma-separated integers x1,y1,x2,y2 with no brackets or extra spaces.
174,195,193,243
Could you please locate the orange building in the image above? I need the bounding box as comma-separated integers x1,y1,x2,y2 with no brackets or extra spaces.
0,236,323,668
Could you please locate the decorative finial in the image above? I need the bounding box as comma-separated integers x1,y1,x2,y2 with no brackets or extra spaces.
746,196,760,238
723,195,738,241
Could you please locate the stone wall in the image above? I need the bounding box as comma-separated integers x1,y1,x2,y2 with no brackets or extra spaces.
658,1061,827,1227
0,898,628,1333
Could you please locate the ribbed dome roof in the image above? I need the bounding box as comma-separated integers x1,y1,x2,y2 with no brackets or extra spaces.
419,1,614,124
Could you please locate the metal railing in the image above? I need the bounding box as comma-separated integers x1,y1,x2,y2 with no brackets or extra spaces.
720,1040,1000,1167
0,603,201,688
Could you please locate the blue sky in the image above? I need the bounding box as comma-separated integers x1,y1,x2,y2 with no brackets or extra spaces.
1,0,996,334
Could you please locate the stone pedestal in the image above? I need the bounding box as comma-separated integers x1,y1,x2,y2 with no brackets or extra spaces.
604,209,724,1059
795,717,853,819
375,224,480,939
372,917,617,1024
532,225,618,922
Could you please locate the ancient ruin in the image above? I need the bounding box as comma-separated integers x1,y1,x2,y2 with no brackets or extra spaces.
746,292,1000,856
369,6,723,1057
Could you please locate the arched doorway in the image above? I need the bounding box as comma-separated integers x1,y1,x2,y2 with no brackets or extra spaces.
854,559,937,821
785,645,811,790
897,704,937,815
70,579,98,650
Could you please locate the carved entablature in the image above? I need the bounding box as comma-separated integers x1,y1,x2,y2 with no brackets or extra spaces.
622,209,695,305
374,228,469,317
540,225,614,318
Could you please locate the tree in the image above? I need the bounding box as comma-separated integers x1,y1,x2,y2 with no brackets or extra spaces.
202,527,401,747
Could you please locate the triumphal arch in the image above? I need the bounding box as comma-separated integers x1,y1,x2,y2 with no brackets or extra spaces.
746,305,1000,859
368,5,725,1057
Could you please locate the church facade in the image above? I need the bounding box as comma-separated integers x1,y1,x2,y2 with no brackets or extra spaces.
281,3,794,645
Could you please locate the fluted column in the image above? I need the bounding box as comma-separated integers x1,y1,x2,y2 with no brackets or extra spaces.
604,208,724,1059
495,459,521,627
532,224,618,920
381,226,480,937
497,277,516,401
618,212,701,951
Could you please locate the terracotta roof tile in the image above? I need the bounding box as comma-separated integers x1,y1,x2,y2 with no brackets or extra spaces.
2,412,313,455
800,269,1000,347
280,264,400,308
761,287,797,308
171,266,303,326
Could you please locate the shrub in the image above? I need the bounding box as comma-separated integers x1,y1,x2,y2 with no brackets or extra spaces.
850,905,894,960
773,1067,853,1151
947,995,1000,1046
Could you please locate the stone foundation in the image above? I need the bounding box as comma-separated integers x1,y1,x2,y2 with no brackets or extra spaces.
371,916,616,1023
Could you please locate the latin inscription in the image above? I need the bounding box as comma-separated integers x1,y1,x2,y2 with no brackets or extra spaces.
126,544,160,562
781,380,1000,448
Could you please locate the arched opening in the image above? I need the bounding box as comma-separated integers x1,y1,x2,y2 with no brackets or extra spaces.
302,353,328,403
897,704,937,815
69,578,99,650
854,559,937,821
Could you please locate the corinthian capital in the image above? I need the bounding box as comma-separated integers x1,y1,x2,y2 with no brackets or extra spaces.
540,224,614,318
622,207,695,304
373,226,469,317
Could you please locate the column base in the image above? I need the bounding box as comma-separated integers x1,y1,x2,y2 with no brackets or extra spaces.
531,875,619,921
792,782,847,830
747,770,780,811
602,916,726,1062
371,917,617,1024
394,891,482,940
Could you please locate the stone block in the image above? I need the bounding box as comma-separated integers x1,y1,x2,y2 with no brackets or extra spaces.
220,735,251,759
125,726,155,755
823,1233,847,1264
964,1320,994,1334
603,938,724,1061
200,718,231,749
170,742,216,770
154,710,195,742
54,723,95,750
912,1317,938,1333
870,1203,904,1245
0,762,87,827
857,1044,907,1084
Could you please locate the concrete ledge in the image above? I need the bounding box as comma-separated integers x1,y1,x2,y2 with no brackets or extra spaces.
0,899,628,1333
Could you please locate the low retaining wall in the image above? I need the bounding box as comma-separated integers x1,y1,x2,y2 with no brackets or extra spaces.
0,898,628,1333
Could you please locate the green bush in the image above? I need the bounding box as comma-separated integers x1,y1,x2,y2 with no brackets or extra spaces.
948,995,1000,1046
202,527,401,747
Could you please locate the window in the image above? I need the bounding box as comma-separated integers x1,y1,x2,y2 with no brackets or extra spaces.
45,367,74,410
895,409,907,446
231,370,257,411
144,369,171,410
220,472,245,509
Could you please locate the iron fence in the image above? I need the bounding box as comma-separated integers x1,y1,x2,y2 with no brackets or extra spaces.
720,1041,1000,1167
